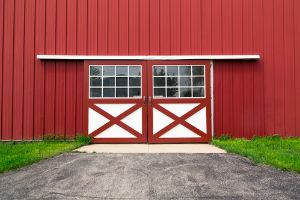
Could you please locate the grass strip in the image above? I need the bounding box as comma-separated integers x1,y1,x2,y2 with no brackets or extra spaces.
213,136,300,173
0,136,91,173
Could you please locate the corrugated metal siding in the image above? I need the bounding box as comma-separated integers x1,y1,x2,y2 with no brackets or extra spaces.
0,0,300,140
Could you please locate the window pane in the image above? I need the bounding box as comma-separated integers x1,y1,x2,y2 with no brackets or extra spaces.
90,66,102,76
154,88,166,97
153,66,165,76
192,66,204,75
152,65,205,99
103,88,115,97
116,88,128,97
129,77,141,86
167,77,178,86
90,77,102,86
167,66,178,76
193,87,205,97
116,66,128,76
89,65,142,99
116,77,128,87
167,88,179,97
180,87,192,97
180,77,191,86
129,88,141,97
179,66,191,76
103,66,115,76
192,77,204,86
129,66,141,76
154,77,165,87
103,77,115,86
90,88,102,97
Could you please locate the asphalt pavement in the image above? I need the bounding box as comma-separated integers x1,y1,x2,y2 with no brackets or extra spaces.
0,153,299,199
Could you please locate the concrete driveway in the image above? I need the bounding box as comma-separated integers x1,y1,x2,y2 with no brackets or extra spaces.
0,153,299,200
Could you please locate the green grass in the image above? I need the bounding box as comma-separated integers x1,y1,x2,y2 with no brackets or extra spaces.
213,136,300,173
0,135,91,173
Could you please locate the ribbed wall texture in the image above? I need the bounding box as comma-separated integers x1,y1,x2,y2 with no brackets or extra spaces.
0,0,299,140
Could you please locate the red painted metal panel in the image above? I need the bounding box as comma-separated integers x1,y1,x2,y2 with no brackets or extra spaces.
180,0,191,55
231,0,244,137
273,0,285,135
119,0,128,55
263,0,275,135
191,0,201,54
221,0,233,136
98,0,108,55
88,0,98,55
65,61,77,138
76,61,84,135
201,0,211,54
2,0,14,140
160,0,170,55
129,0,140,55
212,0,222,137
211,0,222,54
23,0,36,140
0,0,3,140
1,0,300,140
12,0,25,140
65,0,77,139
149,0,159,55
34,0,46,139
55,0,67,137
77,0,88,55
170,0,180,55
44,0,56,136
243,0,254,138
76,0,88,134
140,0,150,55
77,0,87,55
253,0,265,136
284,0,296,136
295,0,300,135
108,0,119,55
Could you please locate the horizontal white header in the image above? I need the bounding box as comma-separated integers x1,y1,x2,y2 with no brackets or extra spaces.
37,55,260,60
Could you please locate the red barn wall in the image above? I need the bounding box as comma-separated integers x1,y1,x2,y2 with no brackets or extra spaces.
0,0,299,140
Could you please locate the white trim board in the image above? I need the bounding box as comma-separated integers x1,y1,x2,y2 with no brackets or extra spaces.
37,55,260,60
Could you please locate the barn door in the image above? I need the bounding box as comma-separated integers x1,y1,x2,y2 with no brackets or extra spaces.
147,60,212,143
84,61,148,143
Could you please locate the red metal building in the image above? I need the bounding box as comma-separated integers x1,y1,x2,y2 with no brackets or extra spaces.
0,0,299,142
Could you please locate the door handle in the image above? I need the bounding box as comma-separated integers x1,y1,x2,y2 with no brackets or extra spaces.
149,96,152,105
143,96,146,104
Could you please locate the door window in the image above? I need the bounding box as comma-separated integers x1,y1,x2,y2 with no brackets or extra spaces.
153,65,205,98
89,65,142,98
